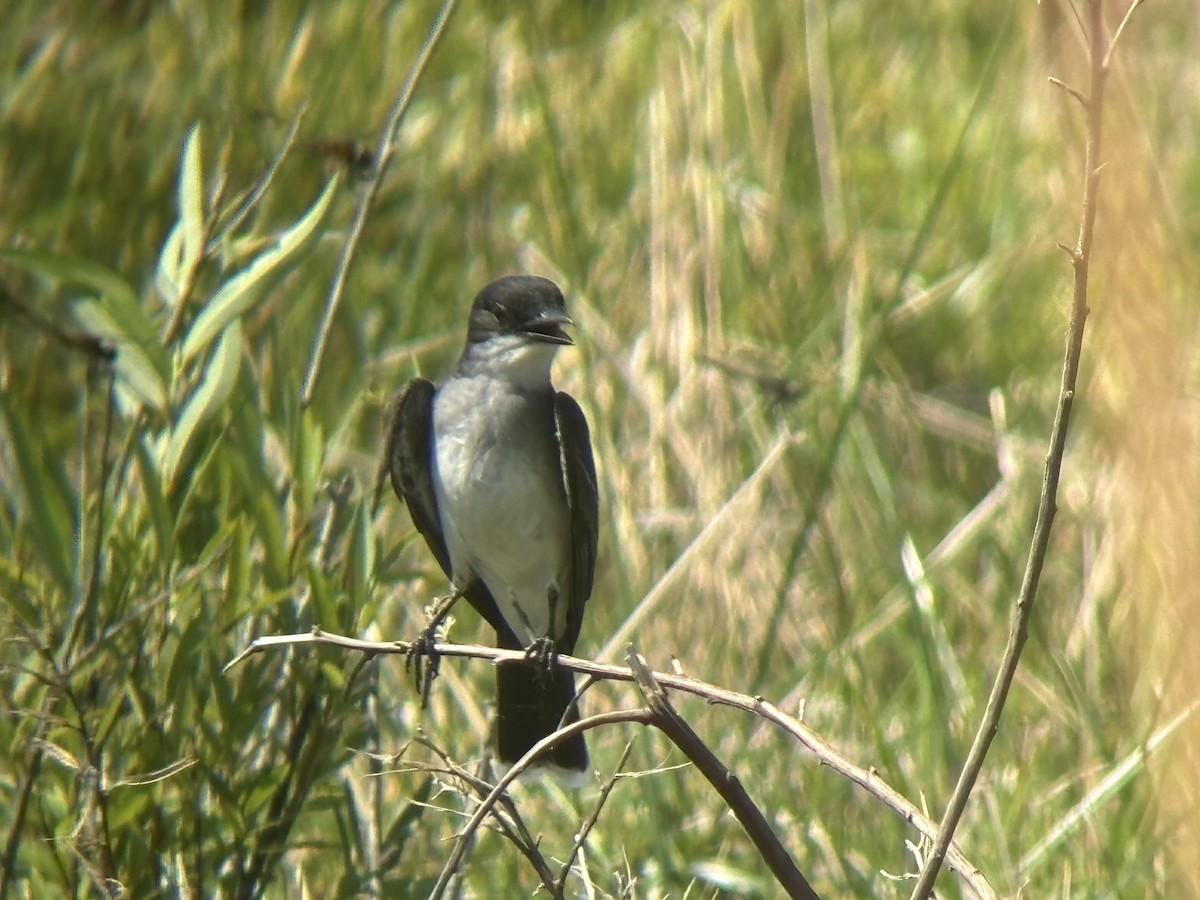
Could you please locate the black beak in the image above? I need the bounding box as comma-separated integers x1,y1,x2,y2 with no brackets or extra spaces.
524,310,574,346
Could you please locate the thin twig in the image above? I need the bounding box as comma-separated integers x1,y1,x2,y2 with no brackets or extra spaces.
908,1,1114,896
554,739,637,892
430,709,655,898
229,628,994,898
0,725,45,896
300,0,458,407
407,739,560,895
205,106,307,258
1102,0,1148,70
56,366,121,885
627,650,819,899
1048,77,1087,109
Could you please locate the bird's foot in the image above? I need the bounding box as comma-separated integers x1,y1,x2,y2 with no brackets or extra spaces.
406,593,458,708
405,625,441,708
524,636,558,682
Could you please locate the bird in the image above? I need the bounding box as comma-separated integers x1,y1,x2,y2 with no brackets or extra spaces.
385,275,598,784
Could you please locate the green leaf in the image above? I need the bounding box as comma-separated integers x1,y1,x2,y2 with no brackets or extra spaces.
218,518,250,623
155,222,185,306
179,124,206,292
692,860,766,895
380,775,434,856
105,785,154,833
0,248,142,335
309,563,336,626
180,173,341,364
164,593,205,720
227,393,289,590
0,248,171,411
344,499,375,629
162,318,242,488
209,646,241,737
0,564,45,630
155,123,206,309
0,391,76,590
132,434,174,572
73,298,169,412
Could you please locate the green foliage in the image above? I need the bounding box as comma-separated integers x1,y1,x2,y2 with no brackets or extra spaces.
2,1,1197,898
1,98,368,897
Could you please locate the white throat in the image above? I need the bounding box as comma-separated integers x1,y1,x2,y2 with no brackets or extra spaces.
459,334,560,391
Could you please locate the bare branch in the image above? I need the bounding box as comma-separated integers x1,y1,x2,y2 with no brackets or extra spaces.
555,739,637,892
405,739,560,895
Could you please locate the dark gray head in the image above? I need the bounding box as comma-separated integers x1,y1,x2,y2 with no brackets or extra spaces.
466,276,572,347
458,276,574,384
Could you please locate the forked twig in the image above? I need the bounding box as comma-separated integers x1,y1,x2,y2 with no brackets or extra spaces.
554,740,637,892
406,738,559,894
430,710,655,899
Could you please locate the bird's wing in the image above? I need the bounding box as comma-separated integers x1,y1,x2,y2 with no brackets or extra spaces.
385,378,509,636
386,379,453,577
554,391,599,652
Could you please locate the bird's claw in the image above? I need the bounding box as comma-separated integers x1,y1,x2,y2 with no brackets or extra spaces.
524,636,558,683
406,626,441,708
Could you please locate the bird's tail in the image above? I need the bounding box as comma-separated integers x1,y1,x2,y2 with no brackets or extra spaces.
495,656,588,786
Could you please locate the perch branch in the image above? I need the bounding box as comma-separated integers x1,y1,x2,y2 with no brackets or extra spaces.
229,628,994,898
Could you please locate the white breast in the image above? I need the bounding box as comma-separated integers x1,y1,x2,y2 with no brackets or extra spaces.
432,375,570,644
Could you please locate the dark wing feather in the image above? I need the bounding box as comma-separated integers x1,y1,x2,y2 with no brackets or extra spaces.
554,392,599,652
385,378,510,636
386,379,453,577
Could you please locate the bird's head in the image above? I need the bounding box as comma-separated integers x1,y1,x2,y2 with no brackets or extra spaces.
460,276,575,386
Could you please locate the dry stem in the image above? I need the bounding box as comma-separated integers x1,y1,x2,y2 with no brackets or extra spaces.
908,1,1140,895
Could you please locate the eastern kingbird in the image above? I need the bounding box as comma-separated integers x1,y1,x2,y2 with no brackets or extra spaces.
386,275,598,784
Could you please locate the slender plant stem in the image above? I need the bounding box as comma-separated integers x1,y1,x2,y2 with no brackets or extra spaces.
300,0,458,407
554,740,636,891
908,1,1130,895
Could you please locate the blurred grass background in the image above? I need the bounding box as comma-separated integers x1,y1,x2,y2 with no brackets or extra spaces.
2,0,1198,896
